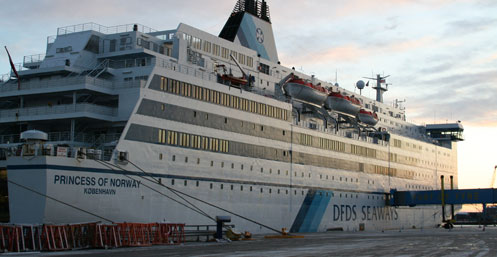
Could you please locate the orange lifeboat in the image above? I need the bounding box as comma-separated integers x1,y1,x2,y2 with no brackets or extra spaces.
283,78,328,106
357,109,378,126
325,91,362,116
221,74,248,86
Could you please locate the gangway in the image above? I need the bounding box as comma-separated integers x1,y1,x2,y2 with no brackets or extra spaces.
388,175,497,225
389,188,497,206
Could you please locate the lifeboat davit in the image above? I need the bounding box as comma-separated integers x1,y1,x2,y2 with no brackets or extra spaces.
357,109,378,126
283,78,328,106
221,74,248,86
325,92,361,116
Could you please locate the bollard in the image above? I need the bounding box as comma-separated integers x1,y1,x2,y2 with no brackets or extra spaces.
215,216,231,239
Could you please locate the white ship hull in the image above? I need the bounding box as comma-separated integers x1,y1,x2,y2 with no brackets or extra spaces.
7,156,444,232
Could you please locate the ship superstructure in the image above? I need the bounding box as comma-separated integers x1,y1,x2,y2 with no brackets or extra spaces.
0,0,463,233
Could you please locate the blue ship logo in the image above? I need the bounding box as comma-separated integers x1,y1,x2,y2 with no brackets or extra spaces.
256,28,264,44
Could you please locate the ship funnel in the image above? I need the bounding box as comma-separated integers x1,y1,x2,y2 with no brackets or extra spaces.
219,0,279,63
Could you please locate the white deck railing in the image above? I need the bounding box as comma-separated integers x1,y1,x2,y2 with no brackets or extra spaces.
0,103,117,119
0,76,145,93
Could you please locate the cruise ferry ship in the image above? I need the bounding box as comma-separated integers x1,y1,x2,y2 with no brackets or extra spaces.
0,0,464,233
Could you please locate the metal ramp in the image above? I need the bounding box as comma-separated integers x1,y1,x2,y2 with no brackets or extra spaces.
389,188,497,206
388,175,497,225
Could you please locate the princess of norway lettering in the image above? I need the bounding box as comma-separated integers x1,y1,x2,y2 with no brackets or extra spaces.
53,174,141,195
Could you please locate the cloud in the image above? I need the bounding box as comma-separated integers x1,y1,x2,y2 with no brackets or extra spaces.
444,17,497,36
384,16,400,30
280,36,434,67
405,70,497,126
418,62,454,74
472,52,497,66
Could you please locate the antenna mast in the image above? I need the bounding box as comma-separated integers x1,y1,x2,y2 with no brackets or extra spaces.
363,74,390,103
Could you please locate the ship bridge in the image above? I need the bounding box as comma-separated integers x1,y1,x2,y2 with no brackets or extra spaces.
425,122,464,142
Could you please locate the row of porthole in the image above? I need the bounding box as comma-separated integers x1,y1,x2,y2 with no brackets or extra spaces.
407,184,433,190
160,153,366,184
157,152,435,191
165,178,384,200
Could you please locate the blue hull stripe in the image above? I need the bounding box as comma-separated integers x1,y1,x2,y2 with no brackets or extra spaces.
308,191,332,231
290,189,332,233
289,189,315,233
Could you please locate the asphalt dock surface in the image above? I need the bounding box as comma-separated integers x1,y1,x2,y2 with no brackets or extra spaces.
11,226,497,257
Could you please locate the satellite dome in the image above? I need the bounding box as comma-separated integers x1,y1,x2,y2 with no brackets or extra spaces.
20,130,48,141
356,80,365,90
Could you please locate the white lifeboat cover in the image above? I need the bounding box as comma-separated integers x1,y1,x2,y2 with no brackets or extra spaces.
20,130,48,141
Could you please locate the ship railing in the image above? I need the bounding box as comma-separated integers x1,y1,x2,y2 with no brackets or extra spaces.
47,35,56,44
0,73,10,84
57,22,158,36
153,56,218,83
184,224,235,242
3,141,118,161
0,103,118,119
23,54,45,65
152,56,284,95
295,120,389,146
0,134,20,144
2,144,106,160
0,76,143,93
107,57,153,69
0,132,121,146
6,63,29,73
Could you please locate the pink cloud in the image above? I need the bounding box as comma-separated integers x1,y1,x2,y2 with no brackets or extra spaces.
332,0,463,18
280,36,434,66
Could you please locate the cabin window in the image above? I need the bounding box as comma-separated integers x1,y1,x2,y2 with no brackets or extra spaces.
247,56,253,67
221,47,229,59
259,63,270,75
203,41,211,53
230,50,238,60
212,44,220,56
109,39,116,52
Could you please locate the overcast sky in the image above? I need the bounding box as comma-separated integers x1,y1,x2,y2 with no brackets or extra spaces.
1,0,496,200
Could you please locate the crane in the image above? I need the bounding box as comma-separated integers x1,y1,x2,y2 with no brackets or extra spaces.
491,165,497,188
